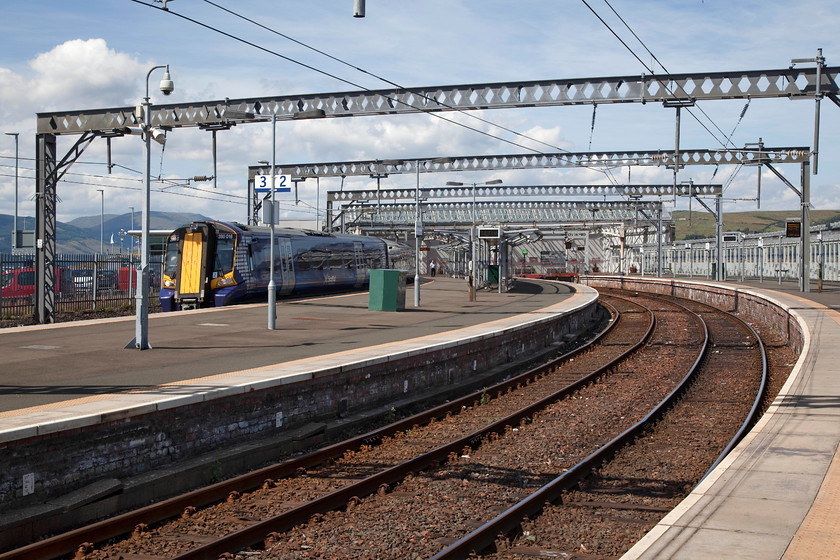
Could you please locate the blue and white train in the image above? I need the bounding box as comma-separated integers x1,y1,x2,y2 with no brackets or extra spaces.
160,220,409,311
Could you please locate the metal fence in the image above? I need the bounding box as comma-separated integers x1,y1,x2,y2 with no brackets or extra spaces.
1,254,163,320
631,231,840,283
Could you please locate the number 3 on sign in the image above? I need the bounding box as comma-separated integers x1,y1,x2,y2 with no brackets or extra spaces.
256,174,291,192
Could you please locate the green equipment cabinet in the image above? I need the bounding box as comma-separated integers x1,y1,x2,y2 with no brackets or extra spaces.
368,269,407,311
487,264,499,285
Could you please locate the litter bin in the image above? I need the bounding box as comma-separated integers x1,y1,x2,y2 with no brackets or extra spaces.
368,269,407,311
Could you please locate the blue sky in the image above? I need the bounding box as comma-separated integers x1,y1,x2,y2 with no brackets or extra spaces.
0,0,838,225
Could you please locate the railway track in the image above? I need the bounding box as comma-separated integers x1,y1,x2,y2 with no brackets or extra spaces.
467,291,771,559
0,290,780,560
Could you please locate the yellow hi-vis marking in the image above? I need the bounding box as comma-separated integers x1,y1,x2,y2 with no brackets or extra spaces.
180,232,203,295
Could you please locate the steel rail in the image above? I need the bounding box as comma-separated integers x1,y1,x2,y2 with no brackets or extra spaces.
698,315,769,483
165,299,655,560
430,295,710,560
0,291,627,560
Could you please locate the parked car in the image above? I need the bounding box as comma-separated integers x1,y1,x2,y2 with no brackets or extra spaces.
97,269,120,290
73,268,94,293
1,267,75,299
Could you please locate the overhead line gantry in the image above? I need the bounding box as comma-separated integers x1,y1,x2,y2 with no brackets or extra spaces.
33,62,836,322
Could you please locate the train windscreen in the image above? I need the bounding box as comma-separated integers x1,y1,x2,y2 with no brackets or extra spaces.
214,233,236,276
164,236,178,279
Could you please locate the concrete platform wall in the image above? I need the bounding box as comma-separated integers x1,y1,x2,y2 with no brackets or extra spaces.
582,276,805,355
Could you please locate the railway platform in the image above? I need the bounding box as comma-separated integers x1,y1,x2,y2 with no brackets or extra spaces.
0,276,581,417
619,278,840,560
0,276,601,547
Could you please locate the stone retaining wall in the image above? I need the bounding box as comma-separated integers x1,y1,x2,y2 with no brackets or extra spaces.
581,276,804,355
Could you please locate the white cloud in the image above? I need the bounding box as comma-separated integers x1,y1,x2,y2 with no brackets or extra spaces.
28,39,146,111
1,1,838,228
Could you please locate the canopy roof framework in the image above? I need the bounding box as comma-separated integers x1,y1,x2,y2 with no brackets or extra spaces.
32,62,834,322
334,198,667,233
320,184,691,238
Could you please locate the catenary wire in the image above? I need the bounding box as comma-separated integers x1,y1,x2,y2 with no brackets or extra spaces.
0,170,248,206
581,0,730,149
129,0,618,184
199,0,579,159
600,0,739,148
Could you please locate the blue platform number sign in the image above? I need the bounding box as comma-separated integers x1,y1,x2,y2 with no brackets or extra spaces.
254,174,292,194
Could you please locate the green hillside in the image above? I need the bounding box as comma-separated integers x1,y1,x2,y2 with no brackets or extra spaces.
673,210,840,240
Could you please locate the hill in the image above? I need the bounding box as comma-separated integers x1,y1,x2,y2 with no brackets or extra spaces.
673,210,840,240
0,212,213,254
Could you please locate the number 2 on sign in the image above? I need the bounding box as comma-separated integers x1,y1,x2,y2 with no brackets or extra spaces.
257,175,289,189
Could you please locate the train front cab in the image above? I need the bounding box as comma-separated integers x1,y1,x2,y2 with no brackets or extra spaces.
160,222,239,311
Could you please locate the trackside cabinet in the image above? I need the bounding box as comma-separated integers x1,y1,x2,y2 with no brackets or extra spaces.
368,269,406,311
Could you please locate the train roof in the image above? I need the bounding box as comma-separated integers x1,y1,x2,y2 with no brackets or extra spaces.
181,221,383,243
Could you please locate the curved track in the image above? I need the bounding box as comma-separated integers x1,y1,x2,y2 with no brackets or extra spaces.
468,291,770,559
1,290,773,560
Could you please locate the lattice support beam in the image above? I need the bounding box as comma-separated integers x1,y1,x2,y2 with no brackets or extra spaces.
325,183,722,203
251,147,809,180
37,67,840,135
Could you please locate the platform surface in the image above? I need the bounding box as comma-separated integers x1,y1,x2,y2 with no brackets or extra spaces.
0,277,586,438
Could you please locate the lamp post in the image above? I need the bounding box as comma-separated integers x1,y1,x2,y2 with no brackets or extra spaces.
128,206,135,257
446,179,502,301
5,132,18,250
97,189,104,254
411,157,453,307
414,163,421,307
132,64,174,350
268,114,277,329
256,118,279,329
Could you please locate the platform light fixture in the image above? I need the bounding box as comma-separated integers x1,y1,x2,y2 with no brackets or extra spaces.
353,0,365,17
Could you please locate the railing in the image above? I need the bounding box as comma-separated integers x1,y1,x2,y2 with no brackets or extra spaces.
0,254,163,321
614,233,840,283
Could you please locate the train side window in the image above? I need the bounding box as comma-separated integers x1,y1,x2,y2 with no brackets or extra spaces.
310,249,327,271
250,239,269,271
328,250,343,270
18,270,35,286
296,249,311,271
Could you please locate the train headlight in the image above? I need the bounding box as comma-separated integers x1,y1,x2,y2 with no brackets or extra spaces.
215,276,236,288
164,279,175,288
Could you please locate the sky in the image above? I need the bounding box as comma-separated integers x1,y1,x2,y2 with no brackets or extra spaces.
0,0,838,228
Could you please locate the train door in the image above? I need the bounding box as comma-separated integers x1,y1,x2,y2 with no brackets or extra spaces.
177,225,210,306
277,237,295,295
353,242,366,288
